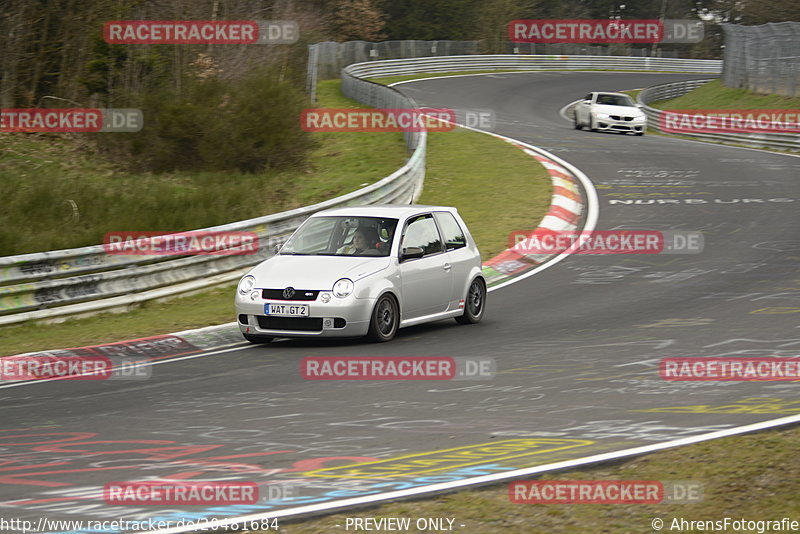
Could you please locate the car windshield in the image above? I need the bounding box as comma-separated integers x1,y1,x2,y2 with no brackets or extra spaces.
596,94,636,107
280,216,398,257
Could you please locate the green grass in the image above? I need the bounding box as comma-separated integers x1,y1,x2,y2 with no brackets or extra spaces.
421,127,551,260
648,79,800,110
0,84,551,356
268,424,800,533
0,80,407,256
625,80,800,153
623,88,643,100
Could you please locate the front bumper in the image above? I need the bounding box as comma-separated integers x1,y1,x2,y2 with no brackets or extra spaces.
235,291,374,338
595,116,646,134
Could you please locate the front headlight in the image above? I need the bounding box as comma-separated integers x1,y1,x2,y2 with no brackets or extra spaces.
595,112,611,119
633,115,646,122
238,275,256,295
332,278,354,298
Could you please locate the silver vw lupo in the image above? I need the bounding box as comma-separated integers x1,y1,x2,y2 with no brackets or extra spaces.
235,205,486,343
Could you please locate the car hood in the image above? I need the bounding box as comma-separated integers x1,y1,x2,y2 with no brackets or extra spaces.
248,255,391,290
593,104,644,116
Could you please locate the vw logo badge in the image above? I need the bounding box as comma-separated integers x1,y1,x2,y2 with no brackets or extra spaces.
283,287,295,299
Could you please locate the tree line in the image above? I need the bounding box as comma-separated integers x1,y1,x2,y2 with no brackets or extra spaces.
1,0,797,173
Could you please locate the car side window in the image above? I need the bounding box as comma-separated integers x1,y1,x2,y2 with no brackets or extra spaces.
433,212,466,251
401,214,444,256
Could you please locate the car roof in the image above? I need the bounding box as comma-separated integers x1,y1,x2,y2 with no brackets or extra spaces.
312,204,458,219
594,92,630,98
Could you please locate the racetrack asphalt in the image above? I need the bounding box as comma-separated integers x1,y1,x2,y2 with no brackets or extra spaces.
2,71,799,532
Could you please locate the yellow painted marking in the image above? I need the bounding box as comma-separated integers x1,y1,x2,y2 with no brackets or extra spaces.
303,438,594,479
638,318,715,328
750,307,800,314
636,397,800,414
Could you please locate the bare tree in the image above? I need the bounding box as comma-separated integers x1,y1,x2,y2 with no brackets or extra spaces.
473,0,540,53
328,0,386,42
1,0,35,107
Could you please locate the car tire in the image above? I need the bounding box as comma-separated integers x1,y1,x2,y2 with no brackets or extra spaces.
243,333,274,344
455,277,487,325
573,115,582,130
636,131,644,136
366,294,399,342
590,117,598,132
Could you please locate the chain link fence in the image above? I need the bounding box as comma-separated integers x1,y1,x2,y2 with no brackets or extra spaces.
310,41,480,80
722,22,800,97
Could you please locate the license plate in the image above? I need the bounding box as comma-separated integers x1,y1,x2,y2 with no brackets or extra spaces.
264,303,309,316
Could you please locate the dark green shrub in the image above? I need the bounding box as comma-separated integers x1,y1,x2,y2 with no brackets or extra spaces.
99,68,314,173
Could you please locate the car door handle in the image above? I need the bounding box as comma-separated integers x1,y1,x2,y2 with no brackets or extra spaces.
443,263,452,271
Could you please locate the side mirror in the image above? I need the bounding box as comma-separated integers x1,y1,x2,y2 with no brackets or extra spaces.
400,246,424,261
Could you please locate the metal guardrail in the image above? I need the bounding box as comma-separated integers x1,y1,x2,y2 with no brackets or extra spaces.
343,54,722,78
309,40,482,82
308,41,684,86
637,79,800,152
1,54,722,326
341,64,425,151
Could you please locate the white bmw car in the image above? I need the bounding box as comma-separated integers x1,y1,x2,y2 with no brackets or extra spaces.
574,91,647,135
235,205,486,343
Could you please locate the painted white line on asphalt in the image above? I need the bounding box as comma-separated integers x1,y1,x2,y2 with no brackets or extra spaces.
0,342,250,390
145,413,800,534
652,130,800,159
385,87,600,294
171,321,237,338
7,70,795,532
488,138,599,292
